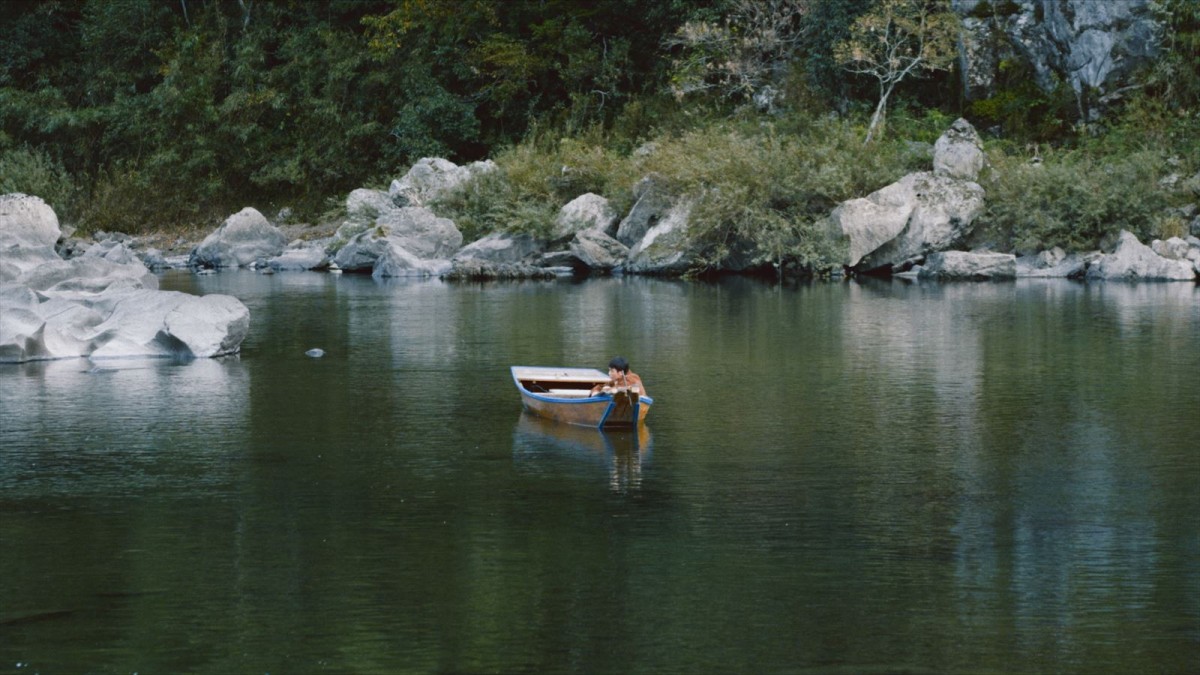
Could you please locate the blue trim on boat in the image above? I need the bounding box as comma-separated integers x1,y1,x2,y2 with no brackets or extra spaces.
518,389,653,406
598,400,615,428
511,365,652,429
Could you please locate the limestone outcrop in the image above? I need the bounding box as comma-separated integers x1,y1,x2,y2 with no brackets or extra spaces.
955,0,1160,120
1,193,249,363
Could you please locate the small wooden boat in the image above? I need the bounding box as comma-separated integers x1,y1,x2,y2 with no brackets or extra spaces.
511,366,653,428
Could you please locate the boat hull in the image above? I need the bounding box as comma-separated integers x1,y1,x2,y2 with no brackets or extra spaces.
511,366,653,429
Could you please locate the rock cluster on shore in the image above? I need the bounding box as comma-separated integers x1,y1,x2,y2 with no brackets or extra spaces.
6,123,1198,330
153,120,1195,283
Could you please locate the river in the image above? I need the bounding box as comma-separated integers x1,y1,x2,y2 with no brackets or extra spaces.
2,271,1197,673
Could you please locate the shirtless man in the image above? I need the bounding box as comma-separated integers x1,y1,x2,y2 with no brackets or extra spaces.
590,356,647,397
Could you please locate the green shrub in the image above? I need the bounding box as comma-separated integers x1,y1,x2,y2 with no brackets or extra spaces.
0,146,80,222
969,1,994,19
1155,214,1188,240
978,148,1172,252
967,61,1075,142
435,127,638,242
439,111,923,273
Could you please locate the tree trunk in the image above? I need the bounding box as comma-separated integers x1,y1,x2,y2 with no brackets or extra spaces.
865,85,892,144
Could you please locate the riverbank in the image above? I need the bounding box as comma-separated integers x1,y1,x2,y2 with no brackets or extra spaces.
32,115,1199,284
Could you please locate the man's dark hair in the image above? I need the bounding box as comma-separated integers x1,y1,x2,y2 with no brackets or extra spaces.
608,356,630,373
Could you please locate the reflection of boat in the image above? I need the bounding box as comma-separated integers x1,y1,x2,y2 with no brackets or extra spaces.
513,413,651,492
515,412,651,454
511,366,653,429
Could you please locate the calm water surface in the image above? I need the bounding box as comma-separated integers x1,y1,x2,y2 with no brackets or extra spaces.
2,272,1198,673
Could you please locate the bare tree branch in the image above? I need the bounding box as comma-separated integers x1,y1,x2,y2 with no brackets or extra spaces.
835,0,959,143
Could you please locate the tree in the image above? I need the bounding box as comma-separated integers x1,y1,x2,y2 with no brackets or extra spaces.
665,0,811,106
834,0,958,143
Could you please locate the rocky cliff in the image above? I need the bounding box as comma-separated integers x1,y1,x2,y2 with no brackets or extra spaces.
954,0,1161,120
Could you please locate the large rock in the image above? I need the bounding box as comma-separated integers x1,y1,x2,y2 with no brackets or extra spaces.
569,229,629,272
81,240,140,265
0,243,62,282
829,172,986,271
1015,247,1092,278
332,207,462,271
190,207,287,268
627,198,702,274
81,289,249,359
553,193,618,240
444,259,556,281
827,183,915,268
268,244,329,272
920,251,1016,279
378,207,462,259
1150,237,1191,261
1,284,250,362
371,243,451,279
616,174,673,246
0,193,61,248
0,194,64,281
932,118,984,181
19,256,159,295
453,232,540,265
443,232,544,279
388,158,497,207
1,197,251,363
1086,230,1196,281
345,188,399,222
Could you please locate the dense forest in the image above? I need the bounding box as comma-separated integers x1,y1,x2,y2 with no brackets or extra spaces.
2,0,1197,263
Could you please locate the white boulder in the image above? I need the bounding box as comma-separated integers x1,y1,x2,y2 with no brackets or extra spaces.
372,243,451,279
933,118,985,181
190,207,287,268
553,193,618,240
332,207,461,272
569,229,630,271
1087,230,1196,281
388,158,497,207
920,251,1016,279
453,232,540,265
0,193,61,248
829,172,986,271
1,196,251,363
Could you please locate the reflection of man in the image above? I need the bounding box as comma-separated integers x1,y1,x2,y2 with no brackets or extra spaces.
590,356,647,397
